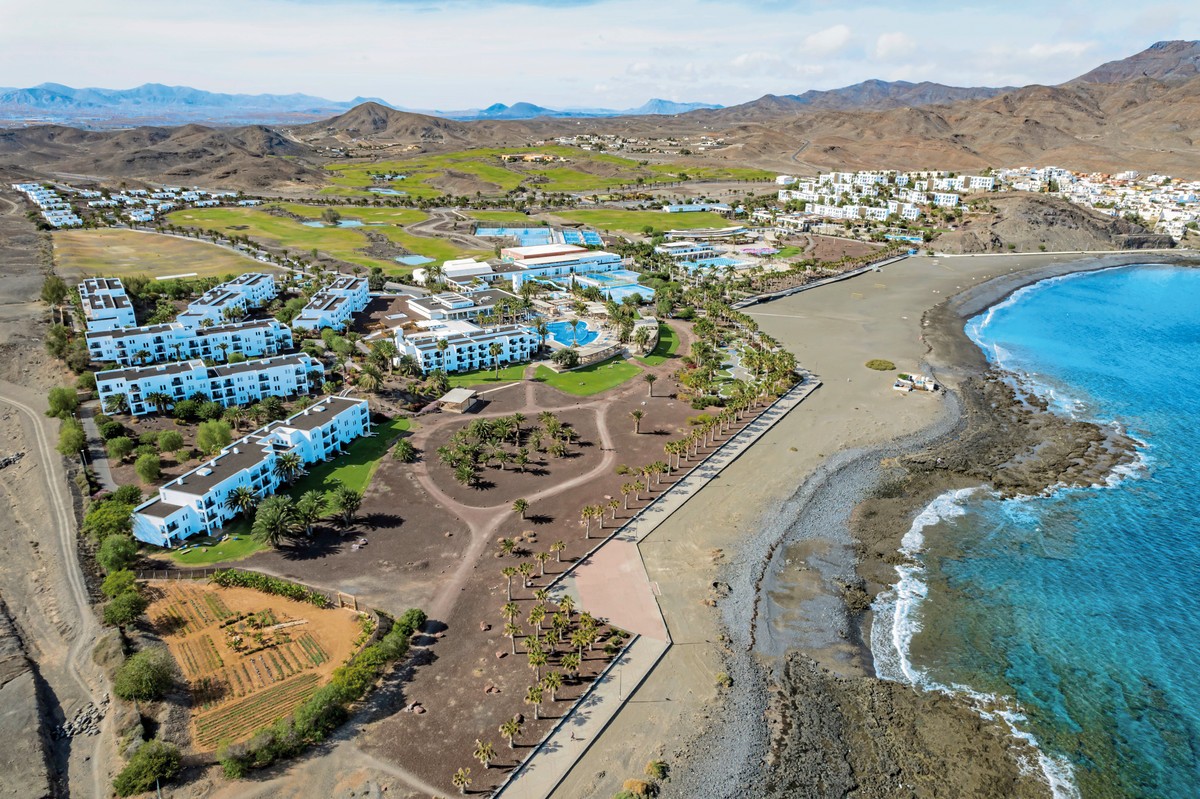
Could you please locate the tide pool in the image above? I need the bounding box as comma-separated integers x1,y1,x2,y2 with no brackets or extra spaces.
872,265,1200,799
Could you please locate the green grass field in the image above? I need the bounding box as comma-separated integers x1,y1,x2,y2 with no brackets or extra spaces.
168,417,410,566
535,358,642,396
446,363,529,388
53,229,278,281
556,209,732,235
319,145,773,199
636,323,681,366
166,205,486,273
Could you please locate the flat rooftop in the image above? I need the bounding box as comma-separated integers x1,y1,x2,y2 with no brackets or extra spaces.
98,359,206,383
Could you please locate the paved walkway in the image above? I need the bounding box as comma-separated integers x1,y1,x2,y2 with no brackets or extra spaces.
79,401,116,491
495,377,820,798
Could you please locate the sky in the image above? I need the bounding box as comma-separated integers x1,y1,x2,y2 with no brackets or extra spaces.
2,0,1197,109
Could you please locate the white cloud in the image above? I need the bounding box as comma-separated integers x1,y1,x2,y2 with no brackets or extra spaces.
801,24,853,57
873,32,916,61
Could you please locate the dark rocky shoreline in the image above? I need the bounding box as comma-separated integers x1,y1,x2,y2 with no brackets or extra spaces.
668,253,1200,799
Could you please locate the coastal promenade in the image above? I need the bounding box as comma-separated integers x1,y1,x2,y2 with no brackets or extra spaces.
497,377,819,798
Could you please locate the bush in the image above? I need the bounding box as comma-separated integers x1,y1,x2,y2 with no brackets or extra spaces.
157,430,184,453
196,419,233,455
98,535,139,573
865,359,896,371
111,485,143,505
112,739,180,796
98,420,126,441
210,570,329,607
551,347,580,369
76,371,97,393
83,499,135,540
113,646,173,701
134,453,161,483
103,590,149,628
56,419,87,458
392,439,417,463
101,569,138,598
106,436,135,462
46,386,80,418
172,399,199,422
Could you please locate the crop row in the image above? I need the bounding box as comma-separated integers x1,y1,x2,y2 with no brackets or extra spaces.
194,673,321,748
295,633,327,666
204,592,234,620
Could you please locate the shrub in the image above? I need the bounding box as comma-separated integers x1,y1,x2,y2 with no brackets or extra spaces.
98,420,126,441
172,399,199,422
46,386,80,418
56,419,86,458
113,647,173,701
76,371,97,393
112,739,180,796
98,535,139,573
134,453,161,483
392,439,417,463
111,485,143,505
83,499,135,541
157,430,184,453
551,347,580,369
106,437,135,462
196,419,233,455
138,431,160,447
103,590,149,628
865,359,896,371
101,569,138,598
645,760,669,780
210,570,329,607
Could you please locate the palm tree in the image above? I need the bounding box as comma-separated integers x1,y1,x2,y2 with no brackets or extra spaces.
499,717,522,749
451,767,471,796
224,405,247,432
330,486,362,527
550,540,565,563
570,629,589,660
542,671,563,703
621,482,635,511
535,318,549,350
535,551,551,577
558,594,575,618
634,326,652,354
514,448,531,472
527,649,547,682
252,496,297,547
528,605,546,636
512,498,529,519
644,373,658,397
489,342,504,376
510,412,525,443
607,498,620,522
273,451,303,485
561,652,581,681
355,366,382,394
103,393,129,415
504,622,522,655
502,601,520,623
145,391,173,414
580,506,595,539
473,739,495,770
294,490,325,536
223,485,259,517
502,566,518,601
630,409,644,434
517,561,534,589
525,683,544,720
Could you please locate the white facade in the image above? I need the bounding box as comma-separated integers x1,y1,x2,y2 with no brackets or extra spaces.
497,244,629,289
396,321,537,374
292,276,370,331
654,241,719,261
78,278,138,331
96,353,323,416
87,318,293,367
175,273,277,328
131,396,372,546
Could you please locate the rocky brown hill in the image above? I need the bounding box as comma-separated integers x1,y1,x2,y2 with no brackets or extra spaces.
936,194,1174,253
1072,39,1200,84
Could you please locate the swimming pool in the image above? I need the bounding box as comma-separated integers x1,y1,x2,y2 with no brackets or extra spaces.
546,320,599,348
607,285,655,303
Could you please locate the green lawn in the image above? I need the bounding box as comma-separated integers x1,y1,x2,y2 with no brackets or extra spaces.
534,358,642,396
636,323,680,366
773,245,805,259
167,416,410,566
446,363,529,388
166,205,485,274
556,209,732,235
318,146,772,200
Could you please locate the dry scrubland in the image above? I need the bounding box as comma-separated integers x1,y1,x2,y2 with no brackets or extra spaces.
52,228,278,281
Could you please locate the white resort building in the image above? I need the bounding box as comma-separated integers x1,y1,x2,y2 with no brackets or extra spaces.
78,278,137,331
292,276,370,331
176,273,278,328
131,396,372,546
96,353,323,416
395,321,537,375
87,318,294,367
495,244,629,289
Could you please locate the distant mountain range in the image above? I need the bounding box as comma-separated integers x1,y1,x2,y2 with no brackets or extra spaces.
0,83,723,126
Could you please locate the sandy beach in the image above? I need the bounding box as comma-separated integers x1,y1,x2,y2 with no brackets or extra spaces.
550,250,1197,798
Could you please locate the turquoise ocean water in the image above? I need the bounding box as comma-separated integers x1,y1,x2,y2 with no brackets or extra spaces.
870,265,1200,799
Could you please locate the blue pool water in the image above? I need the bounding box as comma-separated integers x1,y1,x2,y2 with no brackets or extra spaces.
475,226,554,246
396,255,433,266
871,265,1200,798
546,320,598,347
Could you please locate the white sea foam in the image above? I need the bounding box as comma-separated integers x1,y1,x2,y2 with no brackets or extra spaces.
870,487,1082,799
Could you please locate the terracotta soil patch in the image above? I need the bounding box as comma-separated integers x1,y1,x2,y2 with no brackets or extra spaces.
145,580,367,752
806,233,884,262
